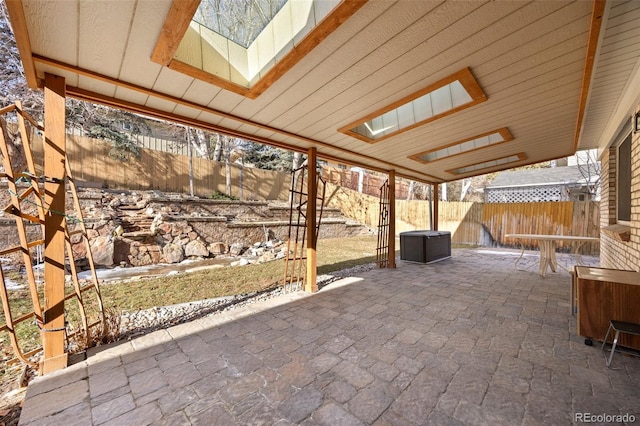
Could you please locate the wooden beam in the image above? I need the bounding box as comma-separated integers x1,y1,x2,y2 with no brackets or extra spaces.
163,1,368,99
168,59,252,97
574,0,607,152
433,184,439,231
305,147,318,293
248,0,368,99
4,0,39,88
387,170,396,269
32,55,443,184
41,73,67,374
151,0,201,66
338,67,487,144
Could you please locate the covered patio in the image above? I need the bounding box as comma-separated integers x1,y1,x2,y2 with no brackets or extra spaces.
18,249,639,425
3,0,640,423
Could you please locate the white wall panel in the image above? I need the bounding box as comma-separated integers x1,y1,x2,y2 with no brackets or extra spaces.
78,1,134,78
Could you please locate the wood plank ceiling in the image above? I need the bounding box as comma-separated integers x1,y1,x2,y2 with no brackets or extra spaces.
8,0,635,184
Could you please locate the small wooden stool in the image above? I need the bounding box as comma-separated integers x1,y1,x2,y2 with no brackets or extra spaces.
601,320,640,367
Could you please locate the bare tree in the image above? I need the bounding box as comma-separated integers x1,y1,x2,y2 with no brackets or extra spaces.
292,151,303,171
194,0,287,48
0,2,43,117
188,128,211,159
407,180,416,200
459,178,472,201
576,149,601,200
212,134,224,161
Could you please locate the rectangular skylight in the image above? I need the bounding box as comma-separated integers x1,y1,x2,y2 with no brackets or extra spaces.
448,153,527,175
339,68,487,143
193,0,288,48
409,128,513,163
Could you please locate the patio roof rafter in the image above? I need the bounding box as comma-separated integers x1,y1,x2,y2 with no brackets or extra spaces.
573,0,607,152
30,53,441,184
155,0,368,99
5,0,615,183
63,81,440,185
4,0,38,88
151,0,201,66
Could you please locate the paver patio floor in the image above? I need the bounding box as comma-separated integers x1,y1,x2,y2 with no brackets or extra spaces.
18,248,640,425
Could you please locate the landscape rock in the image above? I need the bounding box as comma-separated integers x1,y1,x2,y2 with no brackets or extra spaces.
208,242,227,255
185,239,208,257
250,247,265,257
133,251,152,266
91,235,114,266
157,223,172,235
231,258,250,267
229,242,247,256
257,252,276,263
149,214,163,234
163,243,184,264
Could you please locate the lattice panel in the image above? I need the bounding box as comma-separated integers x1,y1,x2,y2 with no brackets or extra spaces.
486,185,569,203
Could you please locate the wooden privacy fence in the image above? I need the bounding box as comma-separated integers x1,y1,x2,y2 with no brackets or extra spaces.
28,135,600,254
321,166,411,199
483,201,600,253
325,183,601,255
32,134,291,201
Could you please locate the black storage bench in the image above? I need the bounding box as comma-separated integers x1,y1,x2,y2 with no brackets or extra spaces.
400,230,451,264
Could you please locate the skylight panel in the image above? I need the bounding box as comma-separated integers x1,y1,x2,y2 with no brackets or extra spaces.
409,128,514,163
193,0,288,48
160,0,361,98
339,68,487,143
448,153,527,175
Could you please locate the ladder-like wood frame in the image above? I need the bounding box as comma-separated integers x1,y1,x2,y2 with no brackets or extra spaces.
283,165,325,292
376,179,390,268
0,102,105,366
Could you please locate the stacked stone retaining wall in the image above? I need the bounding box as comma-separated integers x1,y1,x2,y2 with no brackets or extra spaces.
0,187,372,268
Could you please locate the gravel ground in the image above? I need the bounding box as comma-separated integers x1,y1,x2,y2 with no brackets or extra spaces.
118,261,377,339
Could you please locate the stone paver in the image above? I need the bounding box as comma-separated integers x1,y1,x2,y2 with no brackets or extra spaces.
18,249,640,425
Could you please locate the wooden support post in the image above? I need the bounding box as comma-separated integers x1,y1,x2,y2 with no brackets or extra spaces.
305,147,318,293
42,74,67,374
387,170,396,268
433,183,439,231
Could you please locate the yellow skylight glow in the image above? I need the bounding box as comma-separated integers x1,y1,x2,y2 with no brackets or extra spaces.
447,153,527,175
339,68,487,143
409,128,514,163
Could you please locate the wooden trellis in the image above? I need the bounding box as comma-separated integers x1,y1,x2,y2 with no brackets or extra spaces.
283,164,325,292
0,102,105,368
376,179,390,268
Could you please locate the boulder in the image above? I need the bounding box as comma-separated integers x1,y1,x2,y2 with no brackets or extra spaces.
173,236,190,246
257,251,276,263
163,243,184,264
150,214,164,235
208,242,227,255
157,223,172,235
90,235,114,266
132,252,152,266
185,239,209,257
229,242,247,256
